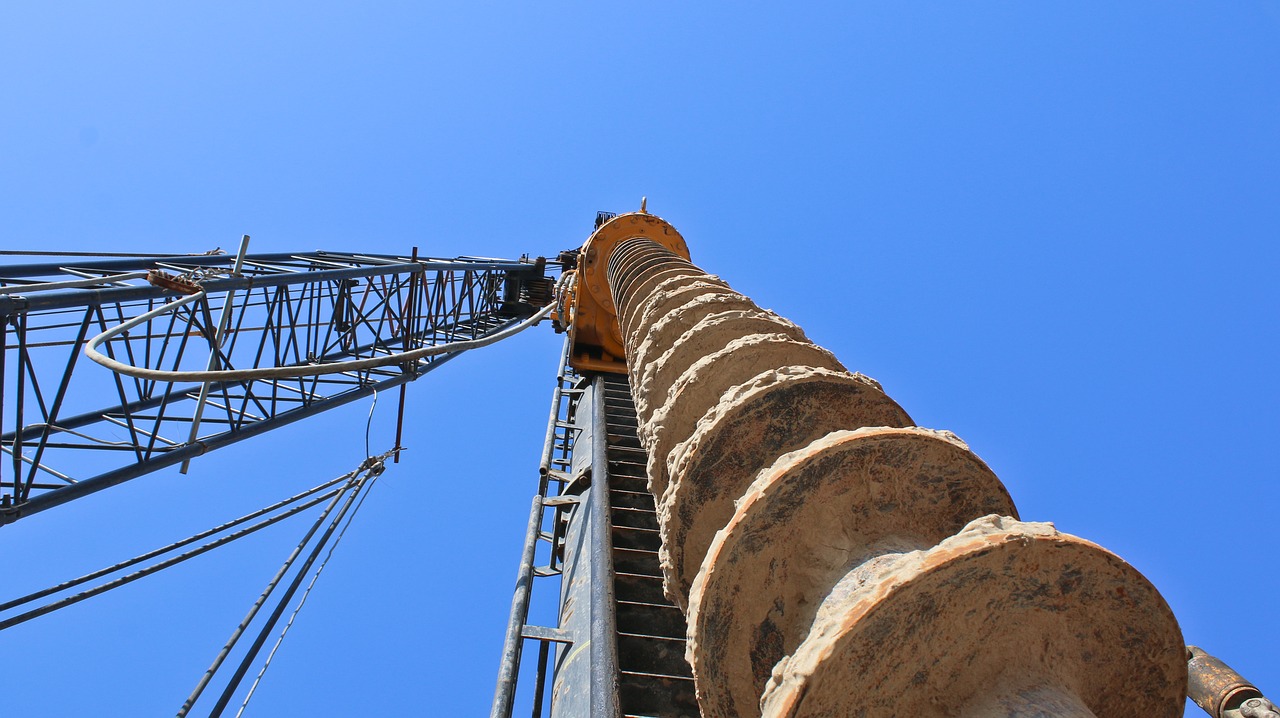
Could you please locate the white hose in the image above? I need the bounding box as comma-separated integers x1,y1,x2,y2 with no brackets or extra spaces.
83,290,554,382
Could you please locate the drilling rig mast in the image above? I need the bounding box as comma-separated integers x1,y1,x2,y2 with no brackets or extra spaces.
0,215,1272,717
492,209,1276,718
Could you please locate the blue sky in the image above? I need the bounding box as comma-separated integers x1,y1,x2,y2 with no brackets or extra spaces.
2,2,1277,716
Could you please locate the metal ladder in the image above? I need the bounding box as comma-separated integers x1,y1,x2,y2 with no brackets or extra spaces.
598,374,699,718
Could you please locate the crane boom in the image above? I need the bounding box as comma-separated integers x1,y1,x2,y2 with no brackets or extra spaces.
0,248,555,523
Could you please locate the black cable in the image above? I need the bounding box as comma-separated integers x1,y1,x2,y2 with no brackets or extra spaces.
0,489,343,632
177,478,358,717
205,460,385,716
0,474,354,614
234,467,382,716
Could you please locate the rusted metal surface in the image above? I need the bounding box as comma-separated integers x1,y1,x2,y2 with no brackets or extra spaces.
1188,645,1273,718
146,268,202,294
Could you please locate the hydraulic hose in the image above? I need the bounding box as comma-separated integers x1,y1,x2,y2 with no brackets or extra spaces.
82,290,553,382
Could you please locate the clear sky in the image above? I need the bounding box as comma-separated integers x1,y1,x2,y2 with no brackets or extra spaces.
1,2,1277,716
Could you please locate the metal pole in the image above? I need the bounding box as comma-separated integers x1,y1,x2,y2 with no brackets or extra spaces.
491,338,572,718
394,247,419,464
491,495,544,718
531,640,551,718
539,338,573,482
588,375,620,718
204,464,379,717
181,235,250,474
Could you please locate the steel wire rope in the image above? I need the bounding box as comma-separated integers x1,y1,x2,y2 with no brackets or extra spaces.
195,453,390,717
84,290,554,382
233,464,382,717
176,466,366,717
0,472,357,615
227,346,389,715
0,488,344,631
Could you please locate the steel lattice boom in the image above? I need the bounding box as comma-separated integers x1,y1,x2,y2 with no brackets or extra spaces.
0,248,555,523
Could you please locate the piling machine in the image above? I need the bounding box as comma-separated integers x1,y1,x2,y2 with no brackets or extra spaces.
0,211,1272,717
491,208,1276,718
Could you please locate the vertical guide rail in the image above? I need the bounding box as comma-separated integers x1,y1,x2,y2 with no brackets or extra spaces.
491,338,574,718
587,375,620,718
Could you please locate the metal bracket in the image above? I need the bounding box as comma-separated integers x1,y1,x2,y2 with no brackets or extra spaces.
521,624,572,645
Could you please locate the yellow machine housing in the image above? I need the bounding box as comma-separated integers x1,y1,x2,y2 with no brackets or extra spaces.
561,210,689,373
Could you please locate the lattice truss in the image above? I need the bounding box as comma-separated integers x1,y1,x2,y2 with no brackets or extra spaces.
0,249,553,522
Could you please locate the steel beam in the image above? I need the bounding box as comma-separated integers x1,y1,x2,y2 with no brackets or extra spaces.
0,250,554,523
